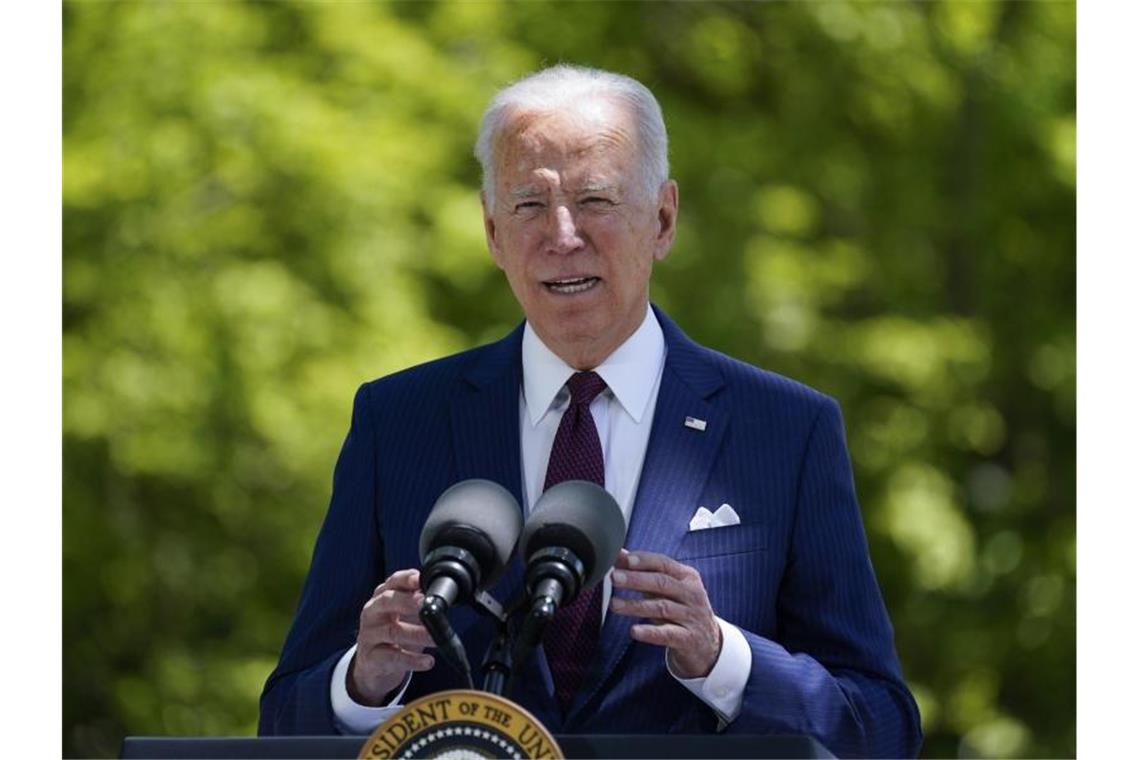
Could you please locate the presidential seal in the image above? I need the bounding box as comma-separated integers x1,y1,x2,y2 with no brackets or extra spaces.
358,689,563,760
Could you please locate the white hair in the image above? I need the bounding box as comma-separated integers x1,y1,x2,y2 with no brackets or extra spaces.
474,64,670,206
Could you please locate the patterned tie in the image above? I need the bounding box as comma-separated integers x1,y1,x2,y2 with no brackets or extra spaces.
542,371,607,713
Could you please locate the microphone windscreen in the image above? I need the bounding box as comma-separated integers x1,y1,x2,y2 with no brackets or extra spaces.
521,480,626,589
419,479,523,587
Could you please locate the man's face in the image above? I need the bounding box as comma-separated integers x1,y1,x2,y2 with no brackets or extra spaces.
482,99,678,369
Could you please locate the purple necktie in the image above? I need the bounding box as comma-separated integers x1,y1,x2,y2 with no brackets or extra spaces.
542,371,607,712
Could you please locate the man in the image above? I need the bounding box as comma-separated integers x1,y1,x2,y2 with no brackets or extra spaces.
260,65,922,758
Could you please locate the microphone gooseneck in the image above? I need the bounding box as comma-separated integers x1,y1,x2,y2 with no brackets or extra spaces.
419,596,473,689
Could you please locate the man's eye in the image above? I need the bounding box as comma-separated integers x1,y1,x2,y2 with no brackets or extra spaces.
582,197,614,206
514,202,544,213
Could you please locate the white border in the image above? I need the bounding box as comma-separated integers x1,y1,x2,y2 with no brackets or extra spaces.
1,2,62,755
1077,2,1139,756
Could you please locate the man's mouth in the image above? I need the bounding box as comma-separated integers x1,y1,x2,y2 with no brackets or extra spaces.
543,276,600,294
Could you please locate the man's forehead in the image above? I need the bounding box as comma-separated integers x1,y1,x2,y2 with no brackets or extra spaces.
497,99,635,154
509,120,631,157
498,125,632,193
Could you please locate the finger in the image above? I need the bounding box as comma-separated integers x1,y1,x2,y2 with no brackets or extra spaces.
618,550,696,581
609,595,693,624
363,588,425,617
373,569,421,596
628,622,693,649
611,568,693,603
391,619,435,649
362,617,436,649
360,612,436,648
359,643,436,673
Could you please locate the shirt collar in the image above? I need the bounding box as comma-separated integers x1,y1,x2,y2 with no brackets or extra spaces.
522,305,665,427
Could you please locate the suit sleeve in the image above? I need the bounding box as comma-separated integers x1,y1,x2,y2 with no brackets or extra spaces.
724,398,923,758
259,383,385,735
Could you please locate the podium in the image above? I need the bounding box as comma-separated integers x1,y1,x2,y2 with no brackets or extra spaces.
122,734,835,758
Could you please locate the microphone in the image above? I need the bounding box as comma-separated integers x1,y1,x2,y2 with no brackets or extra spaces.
418,479,522,688
512,480,626,668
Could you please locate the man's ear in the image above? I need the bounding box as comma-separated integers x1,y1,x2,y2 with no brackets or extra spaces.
653,180,679,262
481,191,504,267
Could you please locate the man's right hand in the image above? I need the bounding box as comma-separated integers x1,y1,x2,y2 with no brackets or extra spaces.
348,569,436,705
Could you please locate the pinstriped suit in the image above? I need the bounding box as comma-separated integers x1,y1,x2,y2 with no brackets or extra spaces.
259,306,922,758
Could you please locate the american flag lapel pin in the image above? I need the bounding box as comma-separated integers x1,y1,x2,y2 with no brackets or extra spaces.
684,416,707,431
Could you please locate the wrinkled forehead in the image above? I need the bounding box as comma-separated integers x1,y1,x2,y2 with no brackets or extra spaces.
493,99,640,182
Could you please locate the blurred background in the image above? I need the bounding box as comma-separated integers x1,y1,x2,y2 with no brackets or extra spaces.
63,1,1075,757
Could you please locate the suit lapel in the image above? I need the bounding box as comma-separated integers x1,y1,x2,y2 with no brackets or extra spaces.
568,307,728,722
448,325,525,508
447,322,532,661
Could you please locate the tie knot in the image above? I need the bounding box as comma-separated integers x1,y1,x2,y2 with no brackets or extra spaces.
566,371,607,407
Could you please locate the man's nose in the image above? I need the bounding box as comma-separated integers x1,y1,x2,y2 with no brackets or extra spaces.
547,204,585,254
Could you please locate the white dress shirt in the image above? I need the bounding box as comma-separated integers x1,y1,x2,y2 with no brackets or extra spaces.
331,306,750,733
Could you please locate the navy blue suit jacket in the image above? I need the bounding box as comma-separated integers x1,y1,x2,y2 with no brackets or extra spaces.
259,307,922,757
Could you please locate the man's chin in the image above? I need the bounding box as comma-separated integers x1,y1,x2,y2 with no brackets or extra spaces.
530,313,630,368
533,316,605,345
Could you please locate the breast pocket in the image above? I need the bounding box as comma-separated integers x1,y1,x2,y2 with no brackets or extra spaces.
675,522,768,560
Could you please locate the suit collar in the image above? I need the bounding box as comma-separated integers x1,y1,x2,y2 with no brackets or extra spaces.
460,320,526,390
521,306,665,427
652,304,725,400
461,304,722,398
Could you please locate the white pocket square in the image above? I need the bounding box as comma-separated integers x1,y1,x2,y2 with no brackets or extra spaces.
688,503,741,531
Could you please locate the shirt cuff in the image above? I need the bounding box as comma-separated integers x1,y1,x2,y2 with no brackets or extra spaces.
665,617,750,726
330,644,411,735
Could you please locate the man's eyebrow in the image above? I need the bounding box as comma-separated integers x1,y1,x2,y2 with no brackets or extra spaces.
578,181,618,194
510,185,543,199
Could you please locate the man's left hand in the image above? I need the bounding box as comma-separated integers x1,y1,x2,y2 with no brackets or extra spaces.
609,549,723,678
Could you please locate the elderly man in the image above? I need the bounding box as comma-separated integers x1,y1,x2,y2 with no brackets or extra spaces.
260,65,922,758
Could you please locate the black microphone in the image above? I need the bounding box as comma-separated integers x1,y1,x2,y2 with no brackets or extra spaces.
418,479,522,688
512,480,626,670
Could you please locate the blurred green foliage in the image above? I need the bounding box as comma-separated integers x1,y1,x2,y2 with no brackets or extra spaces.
63,2,1074,757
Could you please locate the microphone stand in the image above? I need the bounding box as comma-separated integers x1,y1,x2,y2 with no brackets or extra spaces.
472,591,513,696
480,629,512,696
